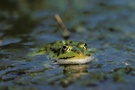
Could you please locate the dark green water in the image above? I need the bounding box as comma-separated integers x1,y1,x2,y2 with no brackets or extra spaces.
0,0,135,90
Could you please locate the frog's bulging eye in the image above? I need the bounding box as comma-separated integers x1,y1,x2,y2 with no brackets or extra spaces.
84,43,87,47
63,45,72,52
63,45,68,50
83,43,87,49
78,42,87,49
63,45,69,51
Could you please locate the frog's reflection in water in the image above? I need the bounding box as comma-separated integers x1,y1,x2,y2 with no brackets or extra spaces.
60,64,90,87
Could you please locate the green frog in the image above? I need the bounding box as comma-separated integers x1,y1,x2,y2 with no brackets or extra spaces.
29,40,95,64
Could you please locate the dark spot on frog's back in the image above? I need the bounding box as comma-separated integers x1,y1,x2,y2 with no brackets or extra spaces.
69,41,73,43
57,48,61,56
71,49,76,52
50,47,58,53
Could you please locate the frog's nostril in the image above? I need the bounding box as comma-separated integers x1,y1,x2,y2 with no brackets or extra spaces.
76,50,82,54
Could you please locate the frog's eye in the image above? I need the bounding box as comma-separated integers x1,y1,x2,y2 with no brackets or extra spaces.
63,45,69,51
78,43,87,49
84,43,87,48
83,43,87,47
63,45,72,52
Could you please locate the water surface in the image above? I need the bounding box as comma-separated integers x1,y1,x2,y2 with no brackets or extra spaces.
0,0,135,90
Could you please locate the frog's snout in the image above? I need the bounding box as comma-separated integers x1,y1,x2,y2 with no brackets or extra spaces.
72,48,82,54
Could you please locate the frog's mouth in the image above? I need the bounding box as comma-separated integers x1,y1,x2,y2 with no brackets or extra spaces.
58,54,90,60
54,55,94,64
59,56,75,59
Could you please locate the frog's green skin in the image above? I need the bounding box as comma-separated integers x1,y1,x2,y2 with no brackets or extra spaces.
30,40,95,64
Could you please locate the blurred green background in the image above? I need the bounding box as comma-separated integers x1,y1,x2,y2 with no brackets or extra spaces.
0,0,135,90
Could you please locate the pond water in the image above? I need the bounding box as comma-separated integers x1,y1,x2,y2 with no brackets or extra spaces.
0,0,135,90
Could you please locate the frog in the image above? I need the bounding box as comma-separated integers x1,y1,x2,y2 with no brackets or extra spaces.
29,40,95,64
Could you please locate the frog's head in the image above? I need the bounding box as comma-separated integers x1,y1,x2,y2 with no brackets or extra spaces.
28,40,94,62
54,42,90,59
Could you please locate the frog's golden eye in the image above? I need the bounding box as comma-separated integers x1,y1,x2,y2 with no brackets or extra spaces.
63,45,72,52
84,43,87,48
63,45,69,51
78,43,87,49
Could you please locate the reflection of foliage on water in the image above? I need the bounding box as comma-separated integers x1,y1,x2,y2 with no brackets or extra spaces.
0,0,41,37
4,15,38,35
0,0,41,47
73,65,135,87
60,64,89,87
